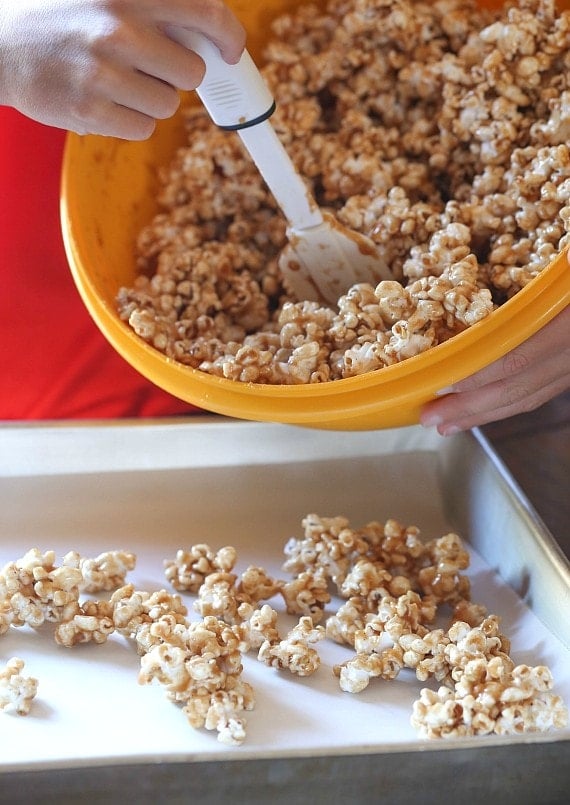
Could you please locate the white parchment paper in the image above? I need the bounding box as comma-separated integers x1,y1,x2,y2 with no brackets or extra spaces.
0,422,568,769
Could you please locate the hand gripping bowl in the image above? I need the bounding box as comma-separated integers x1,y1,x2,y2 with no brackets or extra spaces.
61,0,570,431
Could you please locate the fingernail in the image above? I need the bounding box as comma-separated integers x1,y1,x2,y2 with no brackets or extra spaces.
434,386,455,397
439,424,461,437
420,412,443,428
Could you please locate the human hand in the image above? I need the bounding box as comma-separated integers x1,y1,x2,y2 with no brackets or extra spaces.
0,0,245,139
420,303,570,435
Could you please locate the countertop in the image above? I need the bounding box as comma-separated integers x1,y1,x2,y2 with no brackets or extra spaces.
483,389,570,560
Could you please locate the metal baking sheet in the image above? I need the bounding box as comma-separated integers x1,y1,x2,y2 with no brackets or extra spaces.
0,418,568,804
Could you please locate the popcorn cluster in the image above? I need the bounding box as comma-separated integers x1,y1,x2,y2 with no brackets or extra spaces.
411,657,568,738
137,615,255,745
118,0,570,384
0,548,135,637
0,657,38,716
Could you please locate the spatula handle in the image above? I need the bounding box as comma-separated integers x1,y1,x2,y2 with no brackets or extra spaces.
167,28,323,231
166,28,275,129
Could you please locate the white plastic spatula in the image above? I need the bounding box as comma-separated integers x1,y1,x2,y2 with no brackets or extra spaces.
167,29,392,305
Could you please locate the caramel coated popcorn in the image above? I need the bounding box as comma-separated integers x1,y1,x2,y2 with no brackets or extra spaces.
280,512,564,739
0,548,137,635
76,550,137,594
1,512,566,744
411,660,568,738
0,549,83,629
138,615,255,745
161,514,566,742
0,658,38,716
54,600,115,647
118,0,570,385
164,545,237,593
258,616,325,676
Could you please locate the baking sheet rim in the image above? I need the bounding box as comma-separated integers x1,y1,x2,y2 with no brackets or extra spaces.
2,728,569,775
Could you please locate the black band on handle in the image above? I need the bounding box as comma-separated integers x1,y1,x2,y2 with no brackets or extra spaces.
218,101,276,131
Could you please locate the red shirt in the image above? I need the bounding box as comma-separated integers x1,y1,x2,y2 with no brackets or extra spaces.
0,108,197,419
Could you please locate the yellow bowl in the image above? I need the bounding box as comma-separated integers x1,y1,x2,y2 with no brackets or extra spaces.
61,0,570,430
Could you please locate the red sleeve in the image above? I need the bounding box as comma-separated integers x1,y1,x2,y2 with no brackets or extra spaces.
0,108,198,420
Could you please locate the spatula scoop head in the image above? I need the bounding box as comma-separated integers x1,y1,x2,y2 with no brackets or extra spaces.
278,213,393,306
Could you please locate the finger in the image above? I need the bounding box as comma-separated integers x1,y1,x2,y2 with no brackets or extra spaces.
445,346,534,394
102,67,182,121
421,367,570,433
433,378,567,432
99,22,208,93
423,347,570,423
147,0,247,63
135,38,208,93
68,101,158,140
64,55,182,137
446,306,570,395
